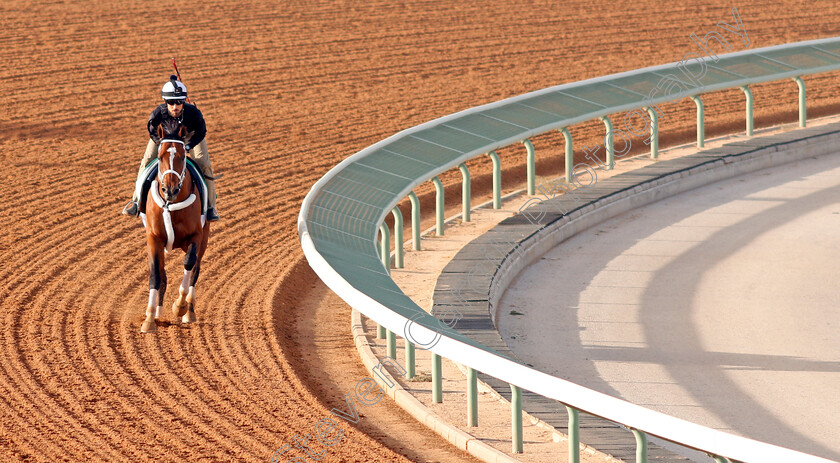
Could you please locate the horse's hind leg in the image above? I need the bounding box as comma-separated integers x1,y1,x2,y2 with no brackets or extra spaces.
173,242,198,323
172,268,192,319
182,228,208,324
142,244,166,333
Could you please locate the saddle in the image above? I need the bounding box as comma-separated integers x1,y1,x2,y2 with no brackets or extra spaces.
137,158,208,215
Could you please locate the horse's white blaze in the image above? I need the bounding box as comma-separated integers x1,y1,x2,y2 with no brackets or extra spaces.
157,142,187,186
168,151,176,180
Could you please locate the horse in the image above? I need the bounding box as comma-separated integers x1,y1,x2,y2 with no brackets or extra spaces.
140,119,210,333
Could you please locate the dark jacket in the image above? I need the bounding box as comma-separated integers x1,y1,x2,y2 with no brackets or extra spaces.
147,103,206,148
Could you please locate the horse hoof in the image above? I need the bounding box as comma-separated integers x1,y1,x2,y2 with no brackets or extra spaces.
172,297,188,318
182,310,197,324
141,318,157,333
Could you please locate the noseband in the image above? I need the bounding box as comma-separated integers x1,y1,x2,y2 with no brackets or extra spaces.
157,139,187,191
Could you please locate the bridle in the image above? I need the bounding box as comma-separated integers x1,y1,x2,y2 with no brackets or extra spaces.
157,138,188,193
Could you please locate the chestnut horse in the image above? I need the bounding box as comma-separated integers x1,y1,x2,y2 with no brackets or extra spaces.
141,119,210,333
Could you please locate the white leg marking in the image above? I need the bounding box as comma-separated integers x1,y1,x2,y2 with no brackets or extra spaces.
147,289,159,314
180,269,193,294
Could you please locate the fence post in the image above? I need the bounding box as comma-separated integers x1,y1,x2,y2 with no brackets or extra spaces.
458,163,470,222
793,76,806,127
391,207,403,268
386,330,396,359
408,191,421,251
511,384,523,453
691,95,705,148
632,429,648,463
467,367,478,426
601,115,615,169
740,85,754,136
560,127,573,183
522,139,536,195
432,176,444,236
432,353,442,403
565,405,580,463
645,106,659,159
488,151,501,209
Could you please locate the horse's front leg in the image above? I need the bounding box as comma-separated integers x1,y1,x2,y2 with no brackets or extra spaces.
173,241,199,323
182,260,199,324
141,241,166,333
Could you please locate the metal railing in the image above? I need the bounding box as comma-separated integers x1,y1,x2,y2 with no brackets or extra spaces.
299,36,840,463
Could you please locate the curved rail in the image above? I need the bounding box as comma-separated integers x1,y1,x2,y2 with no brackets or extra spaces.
299,36,840,462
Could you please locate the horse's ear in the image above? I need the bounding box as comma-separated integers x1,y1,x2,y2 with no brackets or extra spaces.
157,124,165,140
178,125,187,138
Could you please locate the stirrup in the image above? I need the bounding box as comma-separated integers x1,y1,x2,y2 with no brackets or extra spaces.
122,201,139,217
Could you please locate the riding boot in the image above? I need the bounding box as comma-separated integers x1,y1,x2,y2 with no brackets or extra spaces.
122,139,159,217
204,177,220,221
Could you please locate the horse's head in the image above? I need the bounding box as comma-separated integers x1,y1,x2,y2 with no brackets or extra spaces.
156,121,189,202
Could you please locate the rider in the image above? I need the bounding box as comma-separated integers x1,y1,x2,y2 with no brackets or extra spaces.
123,76,220,221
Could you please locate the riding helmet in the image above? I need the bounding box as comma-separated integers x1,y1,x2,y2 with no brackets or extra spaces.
161,75,188,100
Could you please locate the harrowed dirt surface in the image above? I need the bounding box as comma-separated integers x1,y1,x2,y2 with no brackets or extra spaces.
2,1,840,462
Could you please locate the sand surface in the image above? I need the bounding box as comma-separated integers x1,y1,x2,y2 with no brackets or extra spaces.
2,1,840,461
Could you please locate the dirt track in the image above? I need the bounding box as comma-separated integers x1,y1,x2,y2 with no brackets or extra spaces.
2,1,840,462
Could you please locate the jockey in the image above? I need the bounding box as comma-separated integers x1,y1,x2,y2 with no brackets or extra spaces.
122,76,220,221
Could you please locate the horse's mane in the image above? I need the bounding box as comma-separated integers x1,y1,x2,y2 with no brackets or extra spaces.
160,119,183,141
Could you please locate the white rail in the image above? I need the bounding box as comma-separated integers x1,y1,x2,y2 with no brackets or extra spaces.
299,36,840,463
